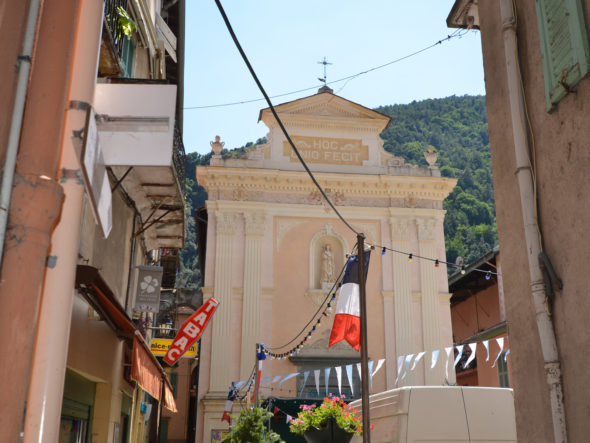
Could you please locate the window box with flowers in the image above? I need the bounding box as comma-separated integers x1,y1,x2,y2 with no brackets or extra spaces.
289,395,371,443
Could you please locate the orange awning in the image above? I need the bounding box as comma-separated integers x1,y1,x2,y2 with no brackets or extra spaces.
76,265,177,412
132,336,177,412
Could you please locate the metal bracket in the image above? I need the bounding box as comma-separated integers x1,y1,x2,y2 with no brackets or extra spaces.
69,100,91,111
60,168,83,184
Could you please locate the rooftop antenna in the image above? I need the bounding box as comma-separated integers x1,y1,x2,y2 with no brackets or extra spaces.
317,56,332,84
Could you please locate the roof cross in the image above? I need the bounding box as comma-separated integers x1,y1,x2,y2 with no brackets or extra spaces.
317,56,332,84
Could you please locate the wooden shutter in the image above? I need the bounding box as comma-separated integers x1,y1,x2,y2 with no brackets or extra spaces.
535,0,590,110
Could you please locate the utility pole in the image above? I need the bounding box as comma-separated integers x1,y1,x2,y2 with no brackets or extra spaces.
357,234,371,442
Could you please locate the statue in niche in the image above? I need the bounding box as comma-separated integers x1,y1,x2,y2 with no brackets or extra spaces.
320,244,336,289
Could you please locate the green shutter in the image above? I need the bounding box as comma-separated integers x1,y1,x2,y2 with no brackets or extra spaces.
535,0,590,110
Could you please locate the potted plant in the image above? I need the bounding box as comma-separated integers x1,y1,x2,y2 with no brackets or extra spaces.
222,407,283,443
289,395,370,443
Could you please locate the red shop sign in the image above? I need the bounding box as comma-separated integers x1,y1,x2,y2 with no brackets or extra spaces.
164,298,219,365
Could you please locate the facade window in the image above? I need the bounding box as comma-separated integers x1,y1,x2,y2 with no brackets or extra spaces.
121,37,135,78
497,352,510,388
535,0,590,110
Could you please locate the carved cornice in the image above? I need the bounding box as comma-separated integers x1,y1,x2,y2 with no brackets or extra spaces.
216,211,238,234
197,167,457,203
244,212,266,236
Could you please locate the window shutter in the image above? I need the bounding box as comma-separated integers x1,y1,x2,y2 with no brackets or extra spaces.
535,0,590,110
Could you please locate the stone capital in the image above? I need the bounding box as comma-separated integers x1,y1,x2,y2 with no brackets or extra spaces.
390,218,410,241
244,211,266,236
215,211,238,234
416,217,436,241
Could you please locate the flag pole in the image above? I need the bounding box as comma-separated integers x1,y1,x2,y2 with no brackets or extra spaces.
357,234,371,442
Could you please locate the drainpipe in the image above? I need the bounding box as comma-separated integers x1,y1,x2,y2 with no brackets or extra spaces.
499,1,567,441
0,0,42,266
23,1,103,442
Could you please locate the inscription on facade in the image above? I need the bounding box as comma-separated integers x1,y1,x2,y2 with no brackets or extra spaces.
283,136,368,165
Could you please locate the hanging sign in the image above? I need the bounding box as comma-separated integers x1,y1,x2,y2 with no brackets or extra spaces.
133,266,163,313
164,298,219,365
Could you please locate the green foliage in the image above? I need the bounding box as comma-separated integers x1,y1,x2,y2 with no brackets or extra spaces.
222,407,283,443
179,96,497,285
376,95,496,265
116,6,136,39
289,396,364,437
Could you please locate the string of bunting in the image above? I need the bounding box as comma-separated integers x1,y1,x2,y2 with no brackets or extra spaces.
229,338,510,401
259,247,497,360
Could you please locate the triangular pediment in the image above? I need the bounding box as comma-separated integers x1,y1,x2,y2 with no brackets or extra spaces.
259,90,391,129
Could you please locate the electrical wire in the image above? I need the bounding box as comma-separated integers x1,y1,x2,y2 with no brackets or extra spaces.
183,29,470,110
214,0,360,236
265,247,355,352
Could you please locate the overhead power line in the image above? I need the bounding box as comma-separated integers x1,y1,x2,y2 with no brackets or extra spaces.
184,28,470,110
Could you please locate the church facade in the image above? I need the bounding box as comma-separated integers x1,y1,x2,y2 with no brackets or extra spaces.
195,88,457,442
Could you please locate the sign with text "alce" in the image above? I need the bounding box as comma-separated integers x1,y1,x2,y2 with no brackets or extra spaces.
164,298,219,365
150,338,197,358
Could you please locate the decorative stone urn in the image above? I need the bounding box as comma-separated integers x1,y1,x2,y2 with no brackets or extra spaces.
303,417,354,443
210,135,225,156
424,145,438,167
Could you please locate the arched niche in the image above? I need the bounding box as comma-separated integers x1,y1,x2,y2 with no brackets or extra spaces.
308,225,348,301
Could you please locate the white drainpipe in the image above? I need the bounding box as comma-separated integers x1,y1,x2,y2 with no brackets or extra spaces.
0,0,43,265
499,0,567,441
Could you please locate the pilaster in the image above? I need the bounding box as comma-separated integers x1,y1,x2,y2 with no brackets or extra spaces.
390,217,415,386
240,212,266,379
209,212,237,392
417,217,443,384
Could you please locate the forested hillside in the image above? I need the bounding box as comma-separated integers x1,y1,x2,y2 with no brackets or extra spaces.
177,95,496,288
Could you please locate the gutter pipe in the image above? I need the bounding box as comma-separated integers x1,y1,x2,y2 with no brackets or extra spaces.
499,1,567,441
0,0,42,265
23,0,103,441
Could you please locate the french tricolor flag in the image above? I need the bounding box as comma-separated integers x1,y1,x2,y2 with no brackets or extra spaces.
329,251,371,351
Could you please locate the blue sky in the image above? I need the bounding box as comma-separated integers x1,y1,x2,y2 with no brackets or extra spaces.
183,1,485,155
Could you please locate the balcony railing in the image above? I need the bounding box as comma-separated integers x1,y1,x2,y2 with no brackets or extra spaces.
104,0,130,63
173,123,186,198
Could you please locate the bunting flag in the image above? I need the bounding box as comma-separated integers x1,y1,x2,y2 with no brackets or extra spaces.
314,370,320,396
368,361,374,388
430,350,440,369
464,342,477,368
271,375,282,384
357,363,362,381
325,368,331,395
492,338,505,368
221,384,237,423
401,354,413,380
329,252,371,351
286,415,292,424
483,340,490,361
260,376,271,386
395,355,404,385
299,371,310,396
504,349,511,362
346,365,354,397
278,372,298,389
372,359,385,378
335,366,342,396
444,347,453,380
411,351,425,371
273,407,280,424
454,345,464,368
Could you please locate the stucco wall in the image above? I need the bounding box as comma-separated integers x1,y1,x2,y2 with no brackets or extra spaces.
478,1,590,441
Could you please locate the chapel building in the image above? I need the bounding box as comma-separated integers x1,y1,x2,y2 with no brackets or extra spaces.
195,87,457,442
